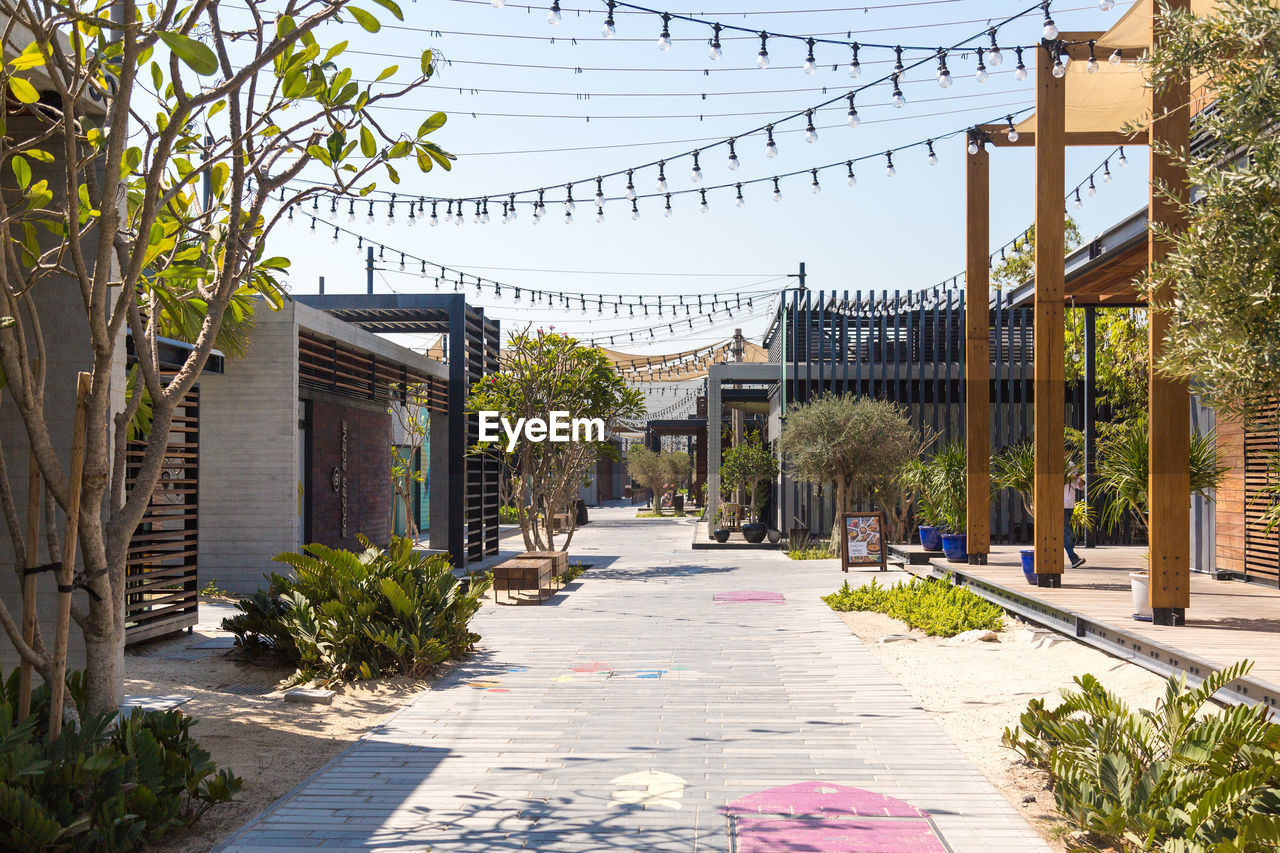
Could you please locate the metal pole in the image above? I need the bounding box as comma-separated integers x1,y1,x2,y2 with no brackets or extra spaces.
1084,305,1097,548
366,245,375,295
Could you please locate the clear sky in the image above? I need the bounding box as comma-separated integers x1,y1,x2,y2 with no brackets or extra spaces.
266,0,1148,360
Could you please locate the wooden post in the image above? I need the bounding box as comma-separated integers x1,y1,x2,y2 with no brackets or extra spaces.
965,140,991,562
1033,40,1067,586
1148,0,1192,625
17,448,40,721
48,372,90,739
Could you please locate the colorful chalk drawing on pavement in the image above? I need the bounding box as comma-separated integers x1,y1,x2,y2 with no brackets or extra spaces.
714,590,785,604
725,782,947,853
609,771,687,810
553,663,717,683
465,666,528,692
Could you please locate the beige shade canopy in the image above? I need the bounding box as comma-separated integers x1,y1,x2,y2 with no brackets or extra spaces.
1103,0,1236,50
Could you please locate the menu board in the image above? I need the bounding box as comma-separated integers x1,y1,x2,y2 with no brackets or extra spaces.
841,512,887,572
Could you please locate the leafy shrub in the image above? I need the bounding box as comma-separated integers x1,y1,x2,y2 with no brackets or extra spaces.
822,576,1005,636
498,505,521,524
1002,661,1280,852
224,536,490,684
0,669,240,852
786,540,833,560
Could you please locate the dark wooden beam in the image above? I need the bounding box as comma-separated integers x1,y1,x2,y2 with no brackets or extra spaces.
965,143,991,562
1034,41,1067,585
1147,0,1192,625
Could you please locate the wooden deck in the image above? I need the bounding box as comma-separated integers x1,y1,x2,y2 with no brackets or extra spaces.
892,544,1280,713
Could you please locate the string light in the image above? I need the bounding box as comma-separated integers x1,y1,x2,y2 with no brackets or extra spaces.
1041,2,1058,40
975,51,988,84
691,150,703,182
1118,146,1128,167
846,160,857,186
756,32,770,69
772,177,782,202
547,1,561,25
699,189,709,213
765,125,778,158
987,28,1004,67
1073,188,1083,209
1087,40,1099,73
848,43,861,78
631,199,641,220
625,169,636,200
926,139,938,166
1014,46,1028,81
595,177,605,206
735,183,745,207
1052,46,1066,78
727,139,740,171
936,50,952,89
656,161,667,192
885,151,895,177
602,0,616,38
708,23,722,60
657,13,671,51
664,193,673,216
1099,0,1115,10
804,111,818,144
803,38,817,76
846,93,860,127
1109,47,1123,65
810,168,821,195
595,204,605,223
1005,114,1020,143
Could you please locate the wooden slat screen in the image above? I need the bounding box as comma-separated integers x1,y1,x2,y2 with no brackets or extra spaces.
125,386,200,644
299,331,447,411
1243,400,1280,585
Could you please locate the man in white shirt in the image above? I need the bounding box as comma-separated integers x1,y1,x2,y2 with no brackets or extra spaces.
1064,470,1086,569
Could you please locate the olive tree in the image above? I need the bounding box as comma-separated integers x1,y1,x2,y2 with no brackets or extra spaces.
778,395,918,549
719,435,776,524
0,0,453,718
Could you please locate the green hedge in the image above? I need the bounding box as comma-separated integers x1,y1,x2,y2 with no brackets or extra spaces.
822,576,1005,636
224,536,489,684
0,670,240,852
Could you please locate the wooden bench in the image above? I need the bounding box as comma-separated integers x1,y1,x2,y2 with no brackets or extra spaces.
552,512,572,533
523,550,569,590
492,556,555,605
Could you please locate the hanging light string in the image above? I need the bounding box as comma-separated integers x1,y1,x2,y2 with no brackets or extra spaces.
278,2,1063,214
278,102,1036,235
614,340,738,371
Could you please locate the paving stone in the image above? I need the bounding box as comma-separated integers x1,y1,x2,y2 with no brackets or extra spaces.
284,688,336,705
214,506,1051,853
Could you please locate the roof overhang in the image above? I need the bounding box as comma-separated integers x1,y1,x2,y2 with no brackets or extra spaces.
1005,207,1149,309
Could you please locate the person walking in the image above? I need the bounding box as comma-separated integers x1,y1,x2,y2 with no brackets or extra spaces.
1064,470,1086,569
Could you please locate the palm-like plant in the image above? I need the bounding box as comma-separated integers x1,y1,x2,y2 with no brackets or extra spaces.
1095,421,1227,532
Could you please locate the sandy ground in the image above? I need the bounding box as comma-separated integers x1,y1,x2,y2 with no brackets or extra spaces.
831,571,1169,852
129,599,429,853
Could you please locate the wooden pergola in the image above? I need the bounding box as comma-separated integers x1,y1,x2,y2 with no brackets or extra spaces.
965,0,1195,625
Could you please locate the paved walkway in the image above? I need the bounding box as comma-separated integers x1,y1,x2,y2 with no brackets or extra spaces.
217,506,1050,852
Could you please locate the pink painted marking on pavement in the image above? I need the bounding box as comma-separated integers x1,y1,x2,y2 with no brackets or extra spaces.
726,783,944,853
727,782,927,818
732,816,944,853
713,591,785,604
571,662,612,673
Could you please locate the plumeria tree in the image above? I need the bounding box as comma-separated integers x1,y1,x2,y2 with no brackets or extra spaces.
0,0,453,718
468,329,644,551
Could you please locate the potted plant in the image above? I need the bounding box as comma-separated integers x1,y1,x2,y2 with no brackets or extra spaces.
901,458,944,551
711,506,730,543
928,440,969,562
721,435,779,545
1096,420,1226,619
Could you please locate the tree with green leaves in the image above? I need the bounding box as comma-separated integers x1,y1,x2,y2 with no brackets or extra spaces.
778,395,918,550
990,219,1082,292
719,435,777,525
468,329,643,550
1142,0,1280,423
0,0,453,718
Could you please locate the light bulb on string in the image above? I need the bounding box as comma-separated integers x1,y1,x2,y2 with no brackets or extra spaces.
385,200,395,225
501,201,510,223
691,150,703,182
481,198,490,224
1087,175,1097,196
595,204,604,223
1109,47,1123,65
885,151,896,177
656,13,672,51
848,43,861,78
365,200,375,224
491,0,503,7
1006,115,1020,143
398,252,406,271
810,169,821,195
455,206,463,226
765,125,778,158
1118,147,1128,167
975,53,988,83
735,183,745,207
1052,49,1066,78
846,160,857,186
1042,2,1058,40
656,161,667,192
804,111,818,143
1073,188,1083,209
987,28,1003,67
1087,40,1099,73
564,184,575,213
625,170,636,200
803,39,816,75
772,177,782,202
443,200,453,224
892,81,906,108
846,93,860,127
594,177,604,207
331,226,340,244
699,190,709,213
1014,47,1028,81
1099,0,1115,9
631,199,640,220
602,0,615,38
756,32,769,69
926,140,938,166
664,193,673,217
936,51,952,88
708,23,722,60
508,193,517,222
726,138,740,171
473,200,482,224
547,0,560,25
1102,159,1112,182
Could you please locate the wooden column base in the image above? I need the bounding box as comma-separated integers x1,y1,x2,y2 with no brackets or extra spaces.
1037,574,1062,589
967,554,988,565
1152,608,1186,627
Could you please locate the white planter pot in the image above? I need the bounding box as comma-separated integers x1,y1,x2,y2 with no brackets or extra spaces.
1129,571,1153,619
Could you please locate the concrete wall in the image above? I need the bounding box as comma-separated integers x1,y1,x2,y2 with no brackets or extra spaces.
197,304,300,595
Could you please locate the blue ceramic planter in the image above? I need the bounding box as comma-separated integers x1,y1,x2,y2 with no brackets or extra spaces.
941,533,968,563
1020,549,1037,585
919,525,943,552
